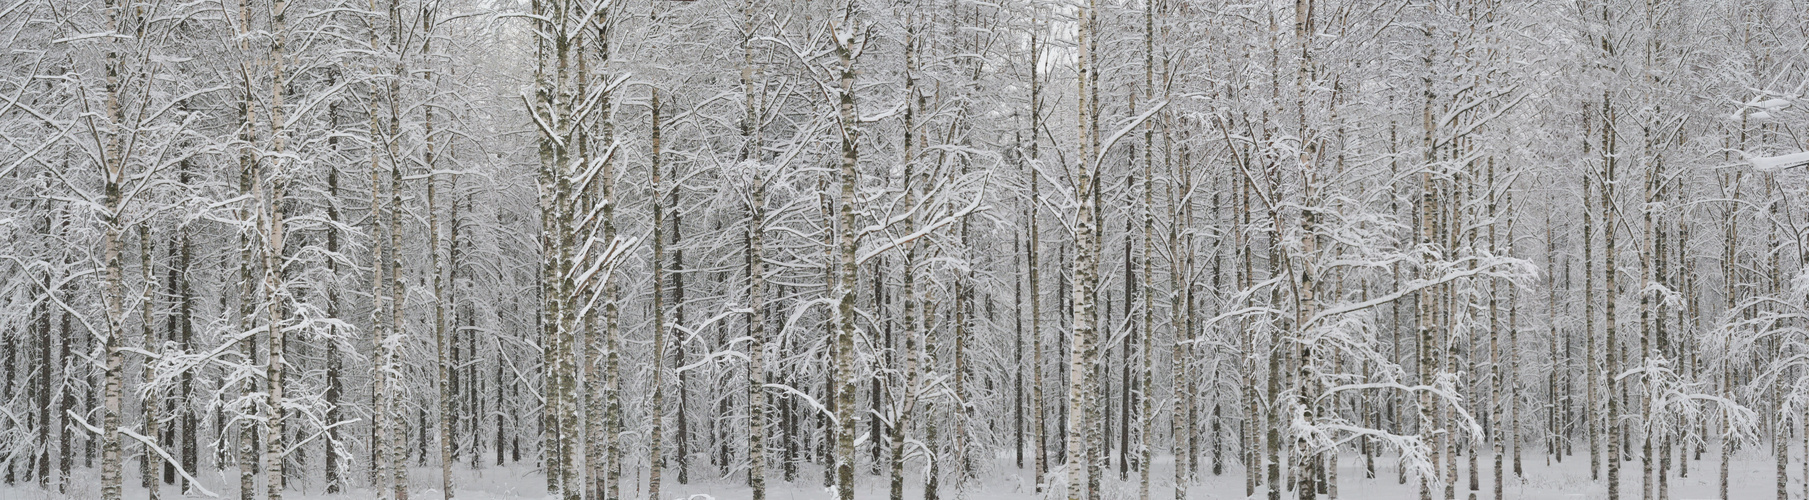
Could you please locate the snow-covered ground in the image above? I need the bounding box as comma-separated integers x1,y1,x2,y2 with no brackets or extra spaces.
0,449,1788,499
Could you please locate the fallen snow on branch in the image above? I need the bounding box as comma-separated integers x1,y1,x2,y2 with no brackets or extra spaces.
1749,151,1809,172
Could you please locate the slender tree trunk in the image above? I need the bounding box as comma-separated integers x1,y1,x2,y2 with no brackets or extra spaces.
889,16,920,500
322,69,344,495
3,219,16,486
594,6,624,498
386,0,409,490
1445,152,1460,500
1027,11,1048,495
1015,234,1026,470
1769,177,1785,500
233,3,264,499
50,267,68,491
141,224,160,500
1070,2,1102,499
1508,189,1523,482
96,0,131,498
5,250,21,487
1121,229,1133,480
648,88,669,500
1137,2,1158,498
1489,158,1503,500
831,10,863,500
742,2,766,497
1418,24,1438,499
1547,216,1560,467
423,4,453,495
261,0,292,494
1583,100,1600,484
1603,87,1621,500
367,0,392,492
1720,169,1741,500
1639,112,1657,500
177,163,197,493
675,154,692,487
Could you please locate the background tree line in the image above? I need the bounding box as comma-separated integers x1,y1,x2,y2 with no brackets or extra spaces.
0,0,1806,500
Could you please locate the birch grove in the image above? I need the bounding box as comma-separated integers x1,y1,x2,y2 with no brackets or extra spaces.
2,0,1809,500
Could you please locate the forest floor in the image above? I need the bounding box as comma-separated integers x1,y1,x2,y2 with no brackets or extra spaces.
0,448,1786,499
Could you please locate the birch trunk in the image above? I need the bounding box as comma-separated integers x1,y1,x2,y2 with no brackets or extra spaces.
1603,88,1621,500
649,88,668,500
889,15,919,500
176,158,198,493
1719,170,1740,500
141,224,159,500
1015,234,1025,470
1507,188,1523,480
423,3,452,496
234,0,262,497
386,0,410,489
1639,114,1656,500
742,1,766,497
262,0,291,496
1490,157,1503,500
1291,3,1320,498
1027,11,1048,495
1070,2,1101,499
1583,100,1599,483
592,5,623,498
1546,214,1560,466
367,0,392,492
1169,136,1190,500
1417,23,1438,498
323,69,344,495
1137,2,1158,498
98,1,129,497
832,13,862,499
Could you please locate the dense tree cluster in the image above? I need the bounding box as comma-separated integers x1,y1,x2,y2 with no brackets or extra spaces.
1,0,1807,500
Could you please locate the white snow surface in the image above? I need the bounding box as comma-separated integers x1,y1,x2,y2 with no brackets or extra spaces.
0,449,1792,500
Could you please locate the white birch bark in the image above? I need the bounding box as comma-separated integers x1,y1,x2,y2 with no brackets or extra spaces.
831,10,863,499
1070,1,1101,498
